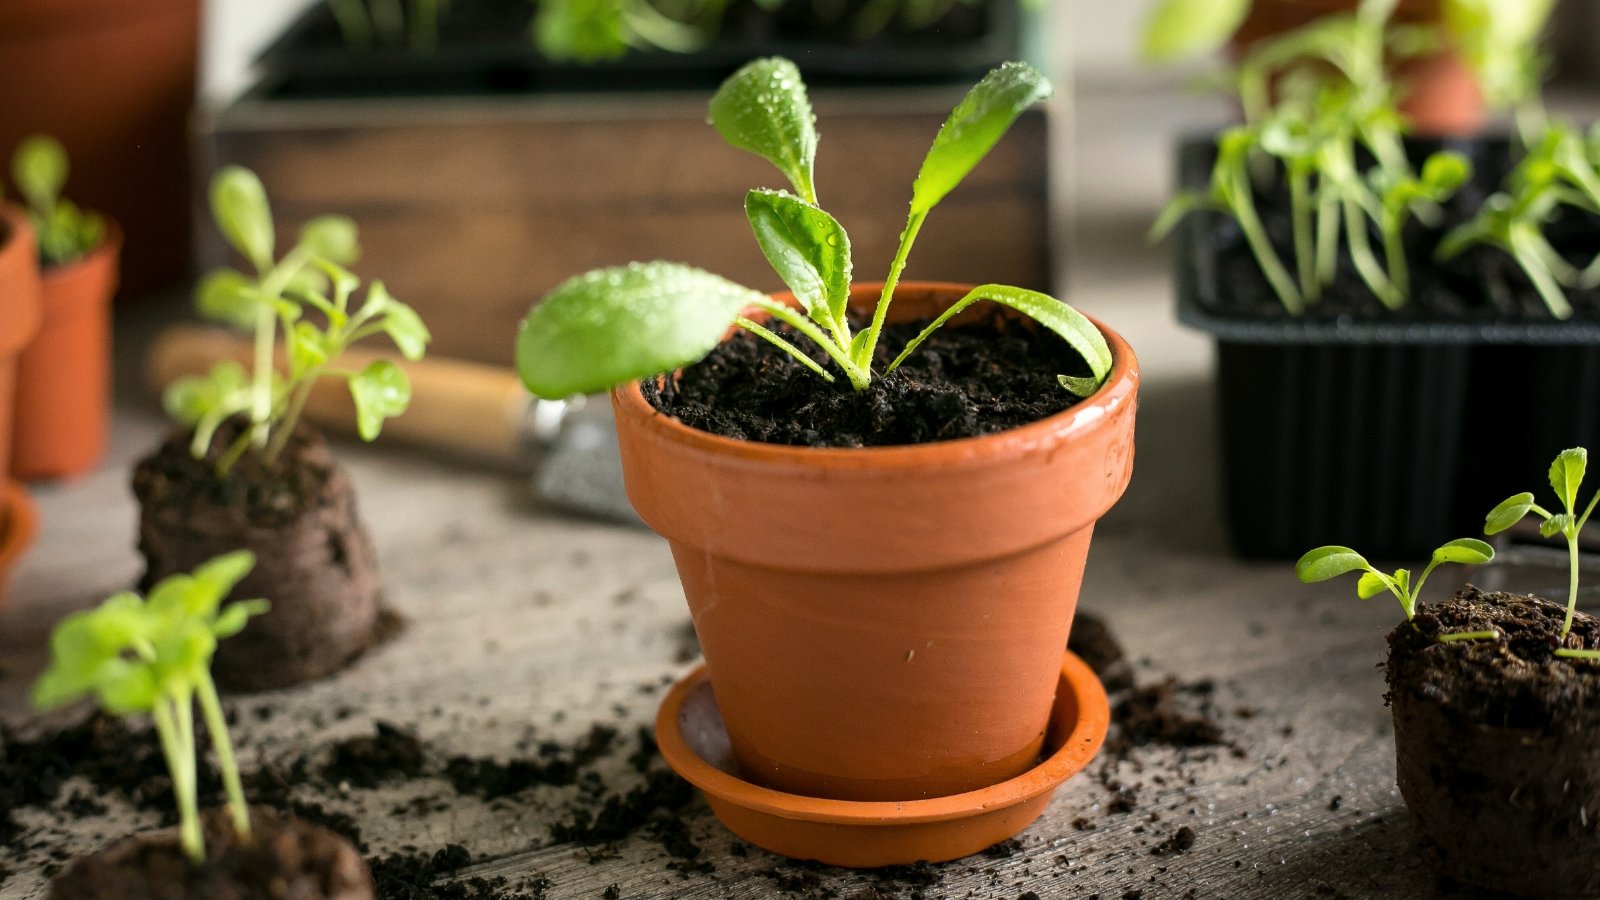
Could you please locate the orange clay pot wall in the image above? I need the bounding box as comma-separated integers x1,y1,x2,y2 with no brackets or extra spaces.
613,282,1139,802
0,205,42,604
1234,0,1485,138
12,224,121,480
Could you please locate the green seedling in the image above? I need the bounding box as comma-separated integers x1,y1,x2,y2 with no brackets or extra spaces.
1443,0,1555,135
6,135,105,268
1484,447,1600,658
164,166,431,475
533,0,710,62
516,58,1112,400
1296,539,1500,642
329,0,447,51
1150,0,1464,313
1438,120,1600,320
34,552,269,863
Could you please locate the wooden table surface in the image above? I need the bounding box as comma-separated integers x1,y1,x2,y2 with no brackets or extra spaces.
0,88,1467,900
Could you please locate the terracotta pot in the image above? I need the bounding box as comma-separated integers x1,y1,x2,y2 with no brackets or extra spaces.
0,479,40,607
0,204,43,477
1232,0,1485,138
613,282,1139,802
12,223,121,480
0,0,198,292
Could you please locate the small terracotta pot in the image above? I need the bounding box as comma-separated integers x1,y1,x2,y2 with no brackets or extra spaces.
613,282,1139,802
12,223,121,480
0,0,198,292
0,204,43,478
1232,0,1485,138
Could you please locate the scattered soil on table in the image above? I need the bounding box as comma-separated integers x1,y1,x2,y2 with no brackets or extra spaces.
1069,612,1134,693
644,311,1095,448
47,806,371,900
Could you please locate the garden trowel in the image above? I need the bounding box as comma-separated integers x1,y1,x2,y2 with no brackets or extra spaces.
146,325,639,524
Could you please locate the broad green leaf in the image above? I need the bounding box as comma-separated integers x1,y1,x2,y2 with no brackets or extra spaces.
1541,513,1574,539
1058,374,1100,398
1484,492,1535,534
886,285,1113,393
1431,537,1494,566
911,62,1051,215
1420,152,1472,196
191,551,257,616
1393,568,1412,595
95,660,158,715
1550,448,1588,511
214,600,270,639
196,269,264,329
13,134,68,211
210,166,275,271
367,282,431,360
1140,0,1250,63
348,359,412,441
516,262,767,399
146,574,198,618
1356,571,1389,599
300,215,361,265
709,57,819,203
744,189,852,329
1295,546,1369,583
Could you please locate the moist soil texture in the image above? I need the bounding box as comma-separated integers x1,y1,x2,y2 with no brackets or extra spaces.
133,417,332,531
47,806,372,900
1188,136,1600,322
644,312,1094,448
1387,586,1600,731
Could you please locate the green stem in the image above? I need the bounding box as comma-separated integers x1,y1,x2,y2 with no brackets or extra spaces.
1344,194,1399,308
1566,533,1581,638
1233,178,1303,314
1383,208,1409,304
215,428,254,478
733,317,835,383
1315,187,1340,287
328,0,374,46
1439,630,1500,643
857,210,928,370
153,698,204,863
196,675,252,841
1290,168,1318,303
248,301,276,449
1555,648,1600,660
750,298,870,390
265,376,319,463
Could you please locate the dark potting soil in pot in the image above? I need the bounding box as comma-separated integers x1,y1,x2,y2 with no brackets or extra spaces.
1387,588,1600,897
132,418,386,692
47,806,373,900
644,312,1095,448
1189,138,1600,323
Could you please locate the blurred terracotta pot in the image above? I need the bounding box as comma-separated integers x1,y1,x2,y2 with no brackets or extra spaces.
613,282,1140,802
1233,0,1485,137
0,205,42,603
13,223,122,480
0,0,198,292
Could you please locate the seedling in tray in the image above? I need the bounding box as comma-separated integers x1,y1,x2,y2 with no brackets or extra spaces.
1484,447,1600,658
33,552,268,862
1296,539,1499,642
164,166,431,475
516,57,1112,400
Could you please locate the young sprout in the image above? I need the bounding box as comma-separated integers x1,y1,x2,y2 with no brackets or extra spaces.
1438,121,1600,320
1484,447,1600,658
33,553,269,863
164,166,431,476
516,58,1113,401
6,135,105,267
1296,539,1500,642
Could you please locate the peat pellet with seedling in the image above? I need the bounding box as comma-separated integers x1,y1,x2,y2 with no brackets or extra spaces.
134,166,431,691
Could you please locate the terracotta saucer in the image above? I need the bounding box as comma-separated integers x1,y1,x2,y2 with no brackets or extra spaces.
655,651,1110,868
0,479,38,606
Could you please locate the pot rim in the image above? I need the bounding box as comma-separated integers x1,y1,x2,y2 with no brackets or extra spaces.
610,280,1139,469
655,651,1110,824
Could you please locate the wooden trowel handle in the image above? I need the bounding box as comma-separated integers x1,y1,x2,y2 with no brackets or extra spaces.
146,325,531,469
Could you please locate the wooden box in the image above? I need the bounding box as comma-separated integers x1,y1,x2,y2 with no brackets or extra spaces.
198,88,1055,367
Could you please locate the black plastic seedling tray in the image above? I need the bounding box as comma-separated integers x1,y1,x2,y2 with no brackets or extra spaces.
1174,136,1600,559
253,0,1024,99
